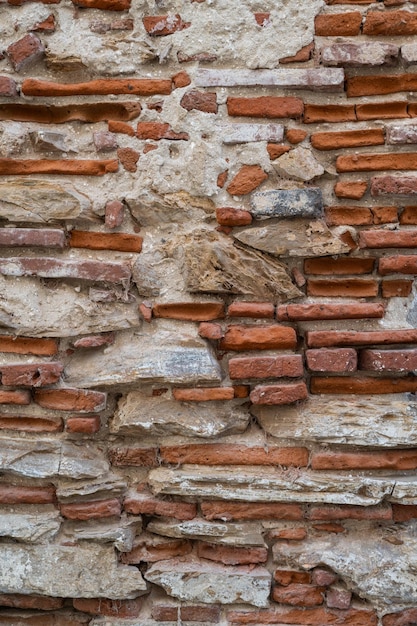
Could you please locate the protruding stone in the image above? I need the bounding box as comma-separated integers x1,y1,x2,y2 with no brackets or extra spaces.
273,147,325,181
0,506,60,542
126,191,215,227
234,220,349,257
147,518,266,546
250,188,323,220
145,558,271,607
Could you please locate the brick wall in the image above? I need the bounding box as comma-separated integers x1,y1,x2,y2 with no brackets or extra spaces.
0,0,416,624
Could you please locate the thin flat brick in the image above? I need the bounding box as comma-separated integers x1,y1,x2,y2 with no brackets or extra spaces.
124,493,197,520
66,415,101,434
160,444,308,466
0,363,63,387
360,348,417,371
69,230,142,253
0,159,118,176
196,68,344,90
307,329,417,347
228,303,273,318
172,387,235,401
153,302,224,321
60,498,121,520
0,336,57,356
311,376,417,395
22,78,172,96
334,181,368,199
312,449,417,470
392,505,417,522
277,303,382,321
121,538,192,564
309,504,392,521
304,257,375,275
371,175,417,196
382,279,413,297
197,542,268,565
379,255,417,274
0,484,55,504
73,598,143,618
136,122,189,140
229,355,303,379
201,501,303,521
219,325,296,351
270,528,307,541
337,153,417,173
228,606,377,625
34,388,106,412
303,103,356,123
250,382,308,405
0,595,64,611
348,73,417,97
307,278,378,297
227,97,304,119
272,583,325,607
0,102,141,124
306,348,357,373
311,129,384,150
0,228,66,248
382,609,417,626
0,257,130,283
152,605,220,622
0,415,63,433
315,11,362,35
72,0,131,8
356,101,409,120
360,229,417,248
0,390,31,405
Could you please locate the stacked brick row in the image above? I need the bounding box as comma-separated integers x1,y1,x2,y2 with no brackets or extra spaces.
1,0,417,624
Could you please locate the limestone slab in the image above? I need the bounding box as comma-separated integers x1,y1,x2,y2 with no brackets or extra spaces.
234,219,349,257
0,506,60,542
145,558,271,607
65,323,221,388
194,68,344,90
110,391,249,438
63,516,142,552
273,147,325,181
125,191,215,227
253,395,417,447
147,518,266,547
250,188,323,220
148,466,392,505
0,543,147,599
219,123,284,144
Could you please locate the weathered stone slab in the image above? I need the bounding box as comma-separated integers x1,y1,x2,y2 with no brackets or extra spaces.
148,466,392,505
65,323,221,388
273,147,325,181
234,219,349,257
145,558,271,607
250,188,323,220
0,179,92,222
125,191,215,227
219,123,284,144
0,543,147,599
110,391,249,438
194,68,344,91
391,477,417,504
387,124,417,145
0,437,109,479
147,518,266,546
274,526,417,613
320,42,399,67
182,230,301,301
401,43,417,64
0,506,60,542
0,275,139,337
63,516,142,552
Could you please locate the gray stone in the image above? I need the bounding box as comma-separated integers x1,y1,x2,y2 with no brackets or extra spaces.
320,42,399,66
402,43,417,64
250,188,323,220
253,395,417,446
0,179,92,222
110,390,249,438
0,275,139,337
387,124,417,145
56,475,127,503
234,219,350,257
273,147,325,181
65,323,221,388
126,191,215,227
0,437,109,479
0,543,147,599
145,558,271,607
194,68,344,91
148,466,392,505
0,506,61,543
30,130,68,153
182,230,301,301
219,123,284,144
63,516,141,552
147,518,266,546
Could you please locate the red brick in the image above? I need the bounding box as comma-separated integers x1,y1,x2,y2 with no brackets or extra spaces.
65,415,101,434
7,34,44,71
270,528,307,541
372,175,417,196
0,103,141,124
337,153,417,173
72,333,115,349
304,258,374,275
250,382,308,405
314,523,345,533
228,606,377,625
143,14,190,35
227,165,268,195
0,158,118,176
121,538,192,563
34,388,106,412
227,97,304,119
73,598,143,618
0,336,57,356
360,348,417,372
356,101,409,120
153,302,224,321
0,77,17,97
137,122,189,141
303,104,356,124
311,376,417,394
333,181,368,199
152,605,220,622
311,569,338,587
307,329,417,348
325,207,367,225
361,229,417,248
0,256,130,283
219,325,296,351
379,255,417,275
0,363,63,387
172,387,235,401
216,207,252,226
383,609,417,626
228,302,273,317
229,355,303,379
160,444,308,466
31,14,56,32
272,583,325,607
315,11,362,35
233,384,250,398
392,504,417,522
72,0,131,8
382,279,413,297
0,390,31,405
69,230,142,253
198,322,224,340
312,129,384,151
372,206,399,223
307,278,378,297
306,348,357,372
310,504,392,521
267,144,291,159
108,120,135,135
172,71,191,88
0,595,64,611
108,447,158,467
60,498,121,520
0,483,55,504
22,78,171,97
0,416,62,432
286,129,308,144
105,200,124,228
280,42,314,63
124,492,197,520
201,501,303,521
254,12,270,26
197,542,268,565
400,206,417,224
364,10,417,35
312,449,417,470
277,303,382,321
0,228,66,248
274,571,311,586
117,147,139,172
181,90,217,113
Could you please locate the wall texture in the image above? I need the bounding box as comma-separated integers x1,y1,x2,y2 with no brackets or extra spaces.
1,0,417,624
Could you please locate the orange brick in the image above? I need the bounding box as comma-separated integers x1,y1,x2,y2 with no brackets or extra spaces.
307,278,378,297
312,449,417,470
303,104,356,123
356,101,409,120
337,152,417,172
153,302,224,321
160,444,308,466
304,257,375,275
0,336,57,356
172,387,235,401
312,128,384,150
227,165,268,195
311,375,417,394
201,501,303,521
315,11,362,35
334,181,368,199
227,97,304,119
22,78,172,96
60,498,121,520
382,279,413,297
348,74,417,97
229,355,303,379
227,302,274,318
219,325,296,351
364,10,417,35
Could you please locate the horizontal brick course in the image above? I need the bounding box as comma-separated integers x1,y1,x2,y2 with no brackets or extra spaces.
160,444,308,466
22,78,172,96
201,501,303,521
311,376,417,394
0,103,141,123
227,97,304,119
277,303,383,321
219,325,297,351
307,329,417,347
229,355,303,379
250,382,308,405
306,348,357,373
312,449,417,470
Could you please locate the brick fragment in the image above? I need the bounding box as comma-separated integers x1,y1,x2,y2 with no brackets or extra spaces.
320,42,399,66
274,571,311,586
124,492,196,520
0,158,118,176
136,122,188,140
201,501,303,521
383,608,417,626
32,14,56,32
197,542,268,565
267,144,291,159
108,120,135,135
392,505,417,522
364,10,417,35
280,42,315,64
60,498,121,520
69,230,142,253
0,103,141,124
0,595,64,611
400,206,417,224
198,322,224,340
227,97,304,119
309,504,392,521
173,387,235,402
382,279,413,297
379,255,417,274
228,607,377,625
306,348,357,373
152,605,220,622
93,131,118,152
0,228,66,248
73,598,143,618
312,129,384,151
0,336,57,356
23,78,171,97
254,12,270,27
7,34,44,71
337,152,417,173
143,14,190,35
219,325,296,351
334,181,368,199
153,302,224,321
311,569,338,587
181,90,218,113
121,538,192,563
315,11,362,35
117,147,139,172
277,303,382,322
216,208,252,226
270,528,307,541
303,104,356,123
1,363,63,387
34,388,106,412
0,76,17,97
311,376,417,395
0,390,31,405
0,483,55,504
272,583,324,607
307,329,417,348
227,165,268,195
312,449,417,470
66,415,101,433
160,444,308,466
90,17,134,32
172,71,191,88
307,278,378,297
250,382,308,405
229,355,303,379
